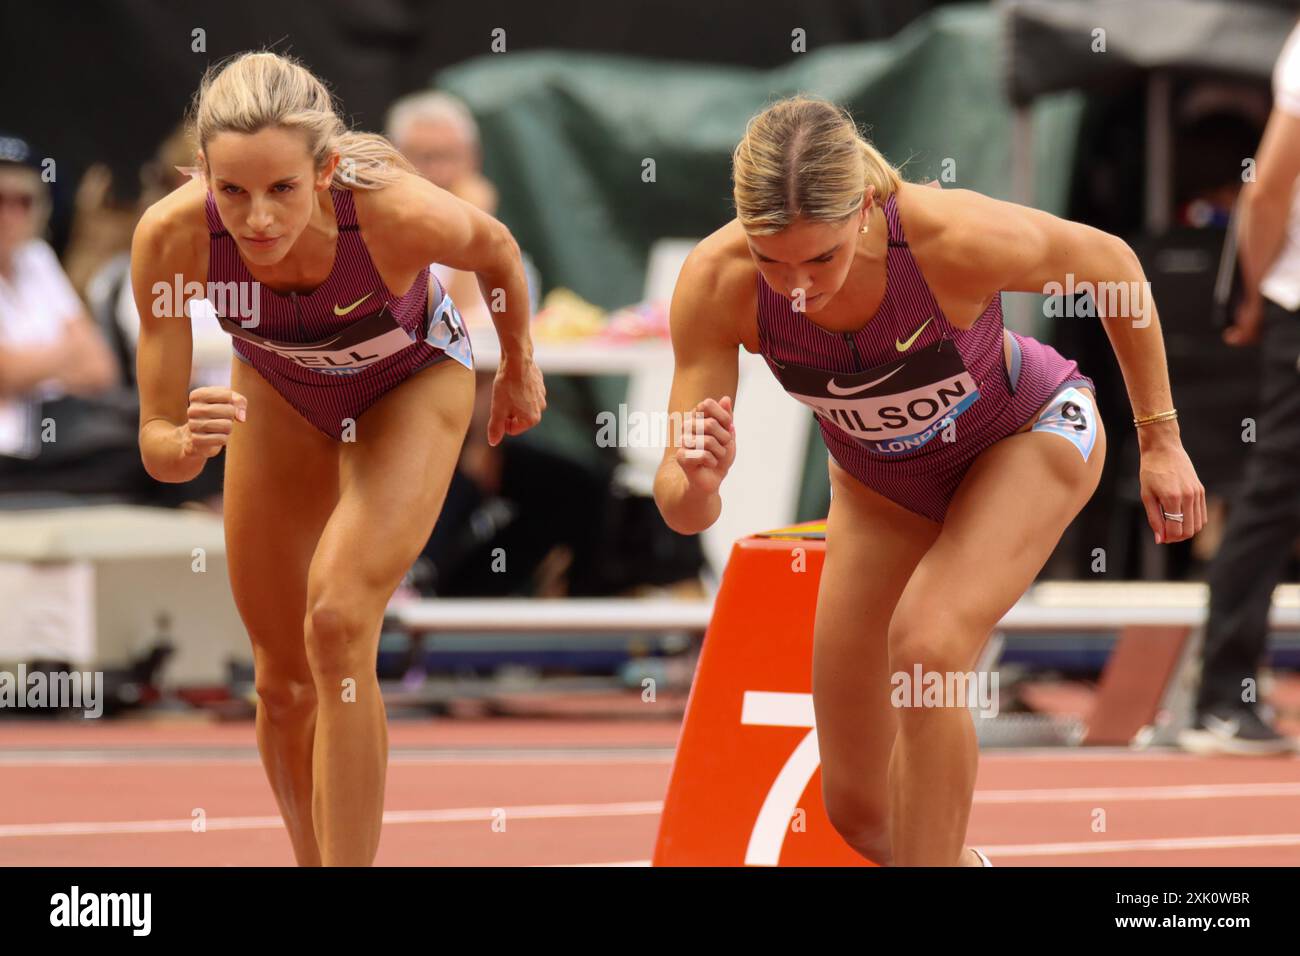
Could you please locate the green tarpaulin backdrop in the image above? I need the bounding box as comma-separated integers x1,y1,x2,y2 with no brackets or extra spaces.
435,5,1086,522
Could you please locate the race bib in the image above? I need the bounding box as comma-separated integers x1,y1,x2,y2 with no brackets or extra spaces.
423,289,474,370
217,304,416,376
1030,386,1097,462
774,337,980,457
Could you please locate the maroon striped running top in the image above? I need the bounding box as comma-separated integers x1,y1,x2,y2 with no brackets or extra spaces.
203,186,465,439
755,191,1094,522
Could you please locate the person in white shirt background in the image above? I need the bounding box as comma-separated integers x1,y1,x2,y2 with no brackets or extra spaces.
0,133,116,468
30,124,237,511
1181,19,1300,756
0,132,218,508
81,123,236,393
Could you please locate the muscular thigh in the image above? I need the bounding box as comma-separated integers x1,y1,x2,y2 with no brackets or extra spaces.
894,389,1107,670
814,458,942,789
308,359,475,613
223,357,340,664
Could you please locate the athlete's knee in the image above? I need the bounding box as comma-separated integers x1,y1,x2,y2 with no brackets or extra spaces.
887,607,974,680
303,597,375,681
254,668,317,723
822,787,892,865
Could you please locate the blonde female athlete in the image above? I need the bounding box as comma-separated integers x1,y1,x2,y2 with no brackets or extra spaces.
654,96,1205,867
131,52,544,866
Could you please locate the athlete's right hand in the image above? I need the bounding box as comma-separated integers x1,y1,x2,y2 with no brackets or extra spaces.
675,395,736,495
180,386,247,459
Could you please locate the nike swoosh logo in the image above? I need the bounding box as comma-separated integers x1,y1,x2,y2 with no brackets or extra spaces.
826,365,904,396
896,316,933,352
334,292,374,316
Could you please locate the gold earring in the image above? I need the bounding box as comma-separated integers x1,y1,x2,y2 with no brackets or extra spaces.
860,223,869,235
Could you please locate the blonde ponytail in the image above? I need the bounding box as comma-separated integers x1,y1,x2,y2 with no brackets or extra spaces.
190,50,416,191
732,95,902,235
858,138,902,205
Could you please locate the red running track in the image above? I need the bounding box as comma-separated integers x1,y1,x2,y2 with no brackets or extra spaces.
0,714,1298,866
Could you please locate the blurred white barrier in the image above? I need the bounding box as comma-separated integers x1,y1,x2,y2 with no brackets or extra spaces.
6,505,1298,695
387,582,1300,635
0,506,246,685
390,597,712,633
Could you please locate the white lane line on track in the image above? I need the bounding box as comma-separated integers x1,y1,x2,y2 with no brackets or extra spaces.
975,781,1300,803
0,800,665,839
984,833,1300,858
0,749,676,767
980,748,1300,761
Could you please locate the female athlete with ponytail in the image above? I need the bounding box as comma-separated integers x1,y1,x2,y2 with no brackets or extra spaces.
655,96,1204,866
132,51,544,865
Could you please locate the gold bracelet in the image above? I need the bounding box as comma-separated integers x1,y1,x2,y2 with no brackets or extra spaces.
1133,409,1178,427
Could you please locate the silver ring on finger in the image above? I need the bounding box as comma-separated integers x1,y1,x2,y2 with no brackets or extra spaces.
1162,511,1184,521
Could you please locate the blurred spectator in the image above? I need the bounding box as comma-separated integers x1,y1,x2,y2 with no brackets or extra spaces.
385,91,617,604
78,123,227,508
387,91,498,214
0,131,218,508
1172,85,1269,235
0,132,127,498
84,123,233,392
63,124,206,303
1179,23,1300,755
386,91,510,329
61,164,138,301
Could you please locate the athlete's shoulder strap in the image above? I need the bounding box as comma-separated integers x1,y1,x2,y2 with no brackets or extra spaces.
883,191,907,247
203,190,227,238
332,187,360,231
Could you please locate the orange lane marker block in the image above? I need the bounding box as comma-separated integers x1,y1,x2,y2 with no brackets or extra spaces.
653,520,871,866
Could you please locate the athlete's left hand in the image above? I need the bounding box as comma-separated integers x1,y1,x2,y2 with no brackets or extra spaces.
487,352,546,446
1138,440,1206,544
